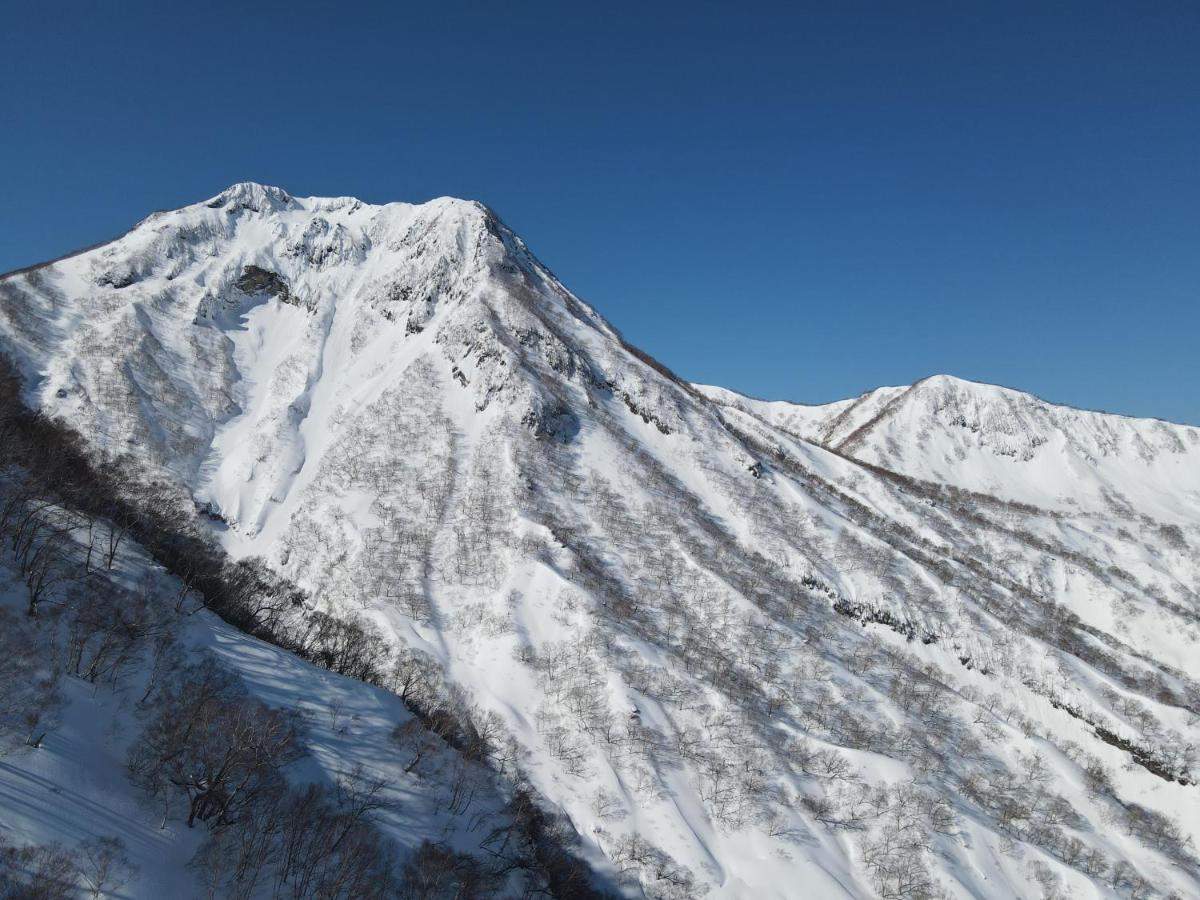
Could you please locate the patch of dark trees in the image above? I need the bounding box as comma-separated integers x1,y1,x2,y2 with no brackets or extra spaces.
1047,695,1194,786
832,597,938,646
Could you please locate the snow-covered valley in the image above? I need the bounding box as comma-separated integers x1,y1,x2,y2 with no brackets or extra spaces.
0,182,1197,898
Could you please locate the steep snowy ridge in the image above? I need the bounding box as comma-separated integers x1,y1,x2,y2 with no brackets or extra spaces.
702,375,1200,520
2,185,1199,899
694,383,909,448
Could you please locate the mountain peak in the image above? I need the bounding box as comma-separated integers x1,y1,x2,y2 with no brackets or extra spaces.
703,370,1200,518
913,372,977,391
206,181,297,212
0,182,687,490
201,182,493,223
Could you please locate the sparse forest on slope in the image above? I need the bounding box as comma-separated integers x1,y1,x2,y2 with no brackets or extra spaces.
0,357,605,898
0,183,1197,898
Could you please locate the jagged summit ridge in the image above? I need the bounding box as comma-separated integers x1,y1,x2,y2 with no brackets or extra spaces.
207,180,297,211
0,183,700,534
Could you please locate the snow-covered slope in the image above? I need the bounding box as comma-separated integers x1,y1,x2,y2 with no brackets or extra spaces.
3,184,1199,898
694,383,908,450
700,375,1200,520
0,479,527,898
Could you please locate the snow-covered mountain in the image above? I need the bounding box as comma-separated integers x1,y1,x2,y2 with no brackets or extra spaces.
698,376,1200,520
2,183,1198,899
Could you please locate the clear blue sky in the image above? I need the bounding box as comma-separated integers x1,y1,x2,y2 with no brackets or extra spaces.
2,2,1197,423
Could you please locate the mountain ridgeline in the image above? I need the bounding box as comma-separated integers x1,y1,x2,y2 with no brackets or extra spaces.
0,183,1197,899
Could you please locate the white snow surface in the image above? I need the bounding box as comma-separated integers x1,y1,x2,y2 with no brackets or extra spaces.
0,503,522,898
2,183,1199,898
697,376,1200,521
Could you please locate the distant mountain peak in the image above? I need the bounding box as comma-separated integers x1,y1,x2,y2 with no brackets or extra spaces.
206,180,297,212
701,372,1200,518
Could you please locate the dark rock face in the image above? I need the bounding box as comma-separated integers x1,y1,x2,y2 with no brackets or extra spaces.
235,266,293,303
521,403,580,442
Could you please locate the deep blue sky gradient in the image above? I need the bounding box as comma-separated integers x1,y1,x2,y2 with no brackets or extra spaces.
2,1,1197,422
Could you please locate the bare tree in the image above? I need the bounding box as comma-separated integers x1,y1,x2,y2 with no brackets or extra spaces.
128,655,300,830
78,836,136,899
0,607,62,750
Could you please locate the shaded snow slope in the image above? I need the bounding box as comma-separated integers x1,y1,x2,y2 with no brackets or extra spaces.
0,494,525,898
3,184,1199,899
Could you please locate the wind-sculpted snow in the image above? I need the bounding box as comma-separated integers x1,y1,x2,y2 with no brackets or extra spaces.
2,184,1199,898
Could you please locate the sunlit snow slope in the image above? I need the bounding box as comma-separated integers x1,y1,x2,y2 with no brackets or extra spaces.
698,376,1200,520
2,183,1199,899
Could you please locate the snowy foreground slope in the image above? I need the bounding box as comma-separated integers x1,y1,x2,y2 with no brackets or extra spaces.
0,513,523,898
2,183,1199,898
